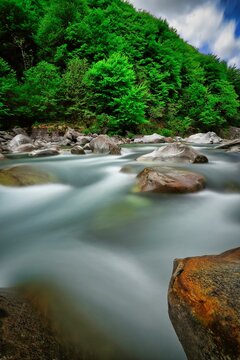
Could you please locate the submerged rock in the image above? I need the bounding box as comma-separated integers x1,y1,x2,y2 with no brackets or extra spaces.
0,284,131,360
133,133,166,144
136,167,205,193
8,134,32,152
137,143,208,164
0,288,63,360
89,135,121,155
168,247,240,360
186,132,222,144
0,165,56,186
71,145,85,155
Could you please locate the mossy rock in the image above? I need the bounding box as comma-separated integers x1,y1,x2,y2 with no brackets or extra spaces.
0,165,57,187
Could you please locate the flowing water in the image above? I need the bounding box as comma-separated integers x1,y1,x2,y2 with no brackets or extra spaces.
0,144,240,359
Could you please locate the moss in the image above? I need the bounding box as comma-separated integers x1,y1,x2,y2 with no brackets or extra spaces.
0,165,57,186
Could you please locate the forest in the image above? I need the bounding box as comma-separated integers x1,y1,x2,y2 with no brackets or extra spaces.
0,0,240,136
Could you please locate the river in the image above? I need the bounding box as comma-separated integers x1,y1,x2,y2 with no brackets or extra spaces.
0,143,240,359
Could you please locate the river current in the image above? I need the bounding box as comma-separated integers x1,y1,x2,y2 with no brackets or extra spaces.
0,144,240,359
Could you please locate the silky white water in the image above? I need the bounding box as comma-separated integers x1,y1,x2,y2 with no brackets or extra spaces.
0,144,239,359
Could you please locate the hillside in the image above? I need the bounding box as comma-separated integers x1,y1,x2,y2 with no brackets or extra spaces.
0,0,239,135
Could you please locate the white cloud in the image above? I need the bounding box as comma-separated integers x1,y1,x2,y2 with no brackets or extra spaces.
167,2,223,48
129,0,240,67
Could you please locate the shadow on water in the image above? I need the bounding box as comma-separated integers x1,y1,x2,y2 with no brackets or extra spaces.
0,144,239,359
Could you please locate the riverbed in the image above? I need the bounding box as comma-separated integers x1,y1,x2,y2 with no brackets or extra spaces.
0,144,239,359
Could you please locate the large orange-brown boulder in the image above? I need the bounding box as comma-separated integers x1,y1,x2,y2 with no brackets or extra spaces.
168,248,240,360
136,167,205,193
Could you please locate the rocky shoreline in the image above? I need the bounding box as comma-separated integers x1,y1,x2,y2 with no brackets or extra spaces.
0,127,240,161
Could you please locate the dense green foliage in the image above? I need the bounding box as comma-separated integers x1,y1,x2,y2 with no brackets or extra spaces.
0,0,239,134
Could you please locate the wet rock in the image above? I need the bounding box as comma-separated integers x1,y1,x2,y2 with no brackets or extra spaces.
0,131,13,141
136,167,205,193
137,143,208,164
186,132,222,144
8,134,32,152
71,145,85,155
227,126,240,140
133,133,166,144
64,128,82,141
76,135,93,146
14,143,36,153
0,165,56,186
83,143,92,151
215,139,240,152
30,148,60,157
12,126,28,136
0,288,62,360
168,247,240,360
89,135,121,155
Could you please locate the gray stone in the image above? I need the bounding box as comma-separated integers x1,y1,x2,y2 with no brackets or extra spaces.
8,134,32,152
89,135,121,155
12,127,28,136
64,128,82,141
30,148,60,157
136,167,205,193
14,144,36,153
215,138,240,152
83,143,92,151
71,145,85,155
137,143,208,164
134,133,166,144
186,132,222,144
76,135,93,146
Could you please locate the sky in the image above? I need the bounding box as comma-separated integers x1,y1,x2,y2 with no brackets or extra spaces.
129,0,240,68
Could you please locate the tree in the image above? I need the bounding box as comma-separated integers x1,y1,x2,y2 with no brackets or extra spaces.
0,0,37,75
16,61,62,121
62,57,89,122
0,58,18,124
85,53,147,134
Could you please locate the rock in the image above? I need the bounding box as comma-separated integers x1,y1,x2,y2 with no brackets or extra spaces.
0,153,5,160
215,138,240,152
11,284,128,360
0,165,56,186
30,148,60,157
89,135,121,155
0,131,13,141
14,143,36,153
12,126,28,136
83,143,92,151
8,134,32,152
136,167,205,193
76,135,93,146
133,133,166,144
71,145,85,155
137,143,208,164
0,288,63,360
186,132,222,144
64,128,82,141
227,126,240,140
168,247,240,360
